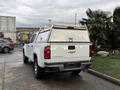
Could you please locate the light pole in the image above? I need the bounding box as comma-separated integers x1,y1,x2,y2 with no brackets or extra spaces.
75,13,77,26
48,19,52,26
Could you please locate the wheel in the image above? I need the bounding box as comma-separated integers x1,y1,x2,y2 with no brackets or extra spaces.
3,47,10,53
34,58,45,79
71,70,81,75
23,52,28,64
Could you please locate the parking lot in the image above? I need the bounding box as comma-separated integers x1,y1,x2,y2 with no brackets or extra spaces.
0,48,119,90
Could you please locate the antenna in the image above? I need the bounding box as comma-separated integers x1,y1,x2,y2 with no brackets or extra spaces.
75,13,77,26
48,19,52,26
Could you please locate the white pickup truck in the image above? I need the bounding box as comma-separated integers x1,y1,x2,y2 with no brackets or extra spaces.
23,25,93,79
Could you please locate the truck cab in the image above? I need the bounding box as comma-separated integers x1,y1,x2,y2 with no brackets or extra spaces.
23,25,93,79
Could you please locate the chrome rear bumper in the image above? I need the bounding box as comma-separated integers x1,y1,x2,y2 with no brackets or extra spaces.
44,61,91,72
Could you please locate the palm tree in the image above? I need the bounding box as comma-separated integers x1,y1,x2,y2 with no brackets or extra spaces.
80,8,112,48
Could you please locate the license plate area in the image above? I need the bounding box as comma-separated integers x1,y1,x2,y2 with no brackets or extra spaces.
64,62,80,69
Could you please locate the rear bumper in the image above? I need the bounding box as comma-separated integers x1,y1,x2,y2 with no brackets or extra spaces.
44,61,91,72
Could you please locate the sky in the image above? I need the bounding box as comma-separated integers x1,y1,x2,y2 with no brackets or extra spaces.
0,0,120,27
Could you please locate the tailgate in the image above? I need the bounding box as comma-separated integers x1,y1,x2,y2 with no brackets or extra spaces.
50,43,91,63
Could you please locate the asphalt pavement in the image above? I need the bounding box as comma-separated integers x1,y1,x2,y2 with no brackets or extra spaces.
0,48,120,90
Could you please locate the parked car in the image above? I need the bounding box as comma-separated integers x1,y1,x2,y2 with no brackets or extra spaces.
4,38,14,44
0,38,14,53
23,25,93,79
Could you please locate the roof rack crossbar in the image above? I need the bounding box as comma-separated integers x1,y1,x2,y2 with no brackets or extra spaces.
39,24,87,32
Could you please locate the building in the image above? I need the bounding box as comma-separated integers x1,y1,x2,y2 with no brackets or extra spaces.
16,27,40,33
16,27,40,44
0,16,16,43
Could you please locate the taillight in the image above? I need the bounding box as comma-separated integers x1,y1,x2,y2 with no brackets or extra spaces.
44,45,51,59
89,45,93,57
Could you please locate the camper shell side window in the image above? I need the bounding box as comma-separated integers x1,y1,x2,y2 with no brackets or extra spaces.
36,31,50,43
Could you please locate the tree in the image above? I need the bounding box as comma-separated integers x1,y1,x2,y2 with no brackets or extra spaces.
113,7,120,48
80,8,112,48
113,7,120,29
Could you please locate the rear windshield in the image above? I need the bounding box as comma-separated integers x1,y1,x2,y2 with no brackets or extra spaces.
49,29,90,42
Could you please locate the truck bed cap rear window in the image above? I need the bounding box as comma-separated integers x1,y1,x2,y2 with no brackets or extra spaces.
49,29,90,43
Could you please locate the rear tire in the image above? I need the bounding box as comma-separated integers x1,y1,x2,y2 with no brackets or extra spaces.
34,58,45,79
71,70,81,75
23,52,28,64
3,47,10,53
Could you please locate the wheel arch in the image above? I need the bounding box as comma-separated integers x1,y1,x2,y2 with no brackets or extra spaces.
3,46,10,49
23,48,26,56
23,46,28,57
33,53,37,62
33,53,44,68
2,46,10,51
23,49,25,54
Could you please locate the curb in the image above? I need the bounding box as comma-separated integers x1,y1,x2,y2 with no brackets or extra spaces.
88,69,120,86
